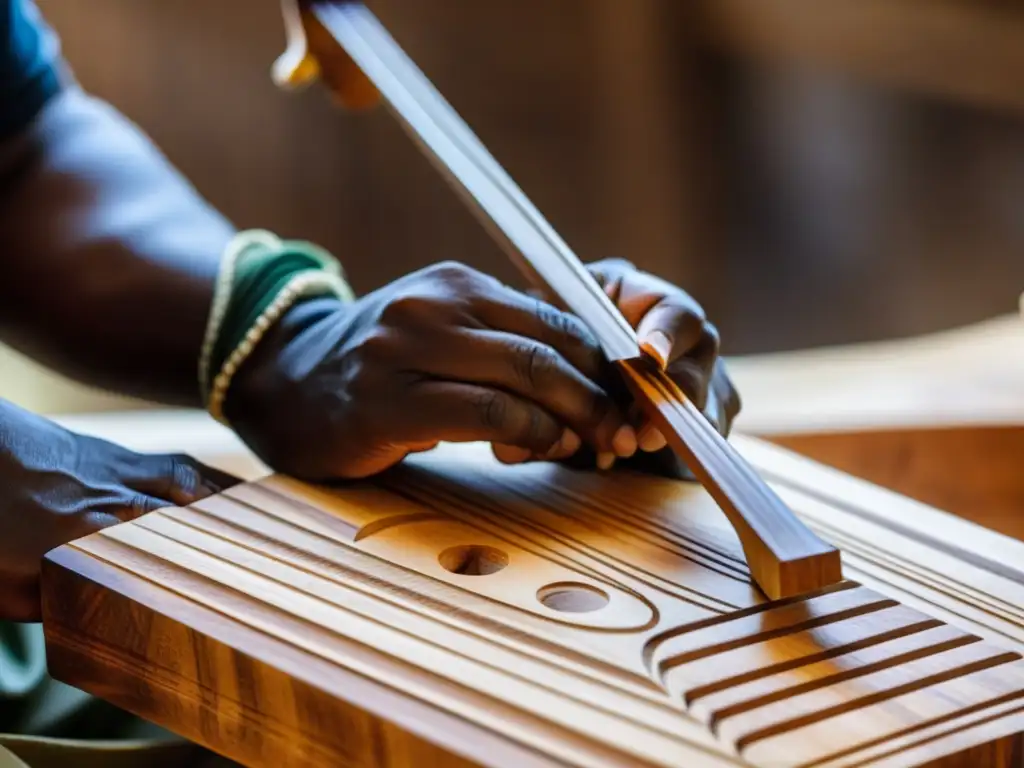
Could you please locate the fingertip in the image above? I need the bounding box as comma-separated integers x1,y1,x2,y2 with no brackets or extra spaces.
638,424,668,453
611,424,637,458
596,452,616,471
562,429,581,455
493,443,532,465
548,428,581,459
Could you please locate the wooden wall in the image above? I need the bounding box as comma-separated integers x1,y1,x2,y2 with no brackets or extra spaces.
7,0,1024,415
34,0,717,296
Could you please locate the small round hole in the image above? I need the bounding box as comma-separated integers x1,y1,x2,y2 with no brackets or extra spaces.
537,582,610,613
438,545,509,576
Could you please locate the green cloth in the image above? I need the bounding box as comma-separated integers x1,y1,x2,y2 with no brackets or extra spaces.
0,623,238,767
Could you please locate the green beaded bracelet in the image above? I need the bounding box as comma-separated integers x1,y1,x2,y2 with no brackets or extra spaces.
199,229,355,423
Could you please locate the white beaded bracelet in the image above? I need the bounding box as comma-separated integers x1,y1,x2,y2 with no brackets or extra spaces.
206,270,353,424
200,230,355,424
199,230,283,404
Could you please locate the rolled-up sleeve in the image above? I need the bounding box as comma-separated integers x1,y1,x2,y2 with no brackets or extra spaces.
0,0,64,140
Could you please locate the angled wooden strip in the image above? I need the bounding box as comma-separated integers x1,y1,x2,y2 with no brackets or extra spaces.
762,490,1024,648
737,434,1024,600
758,475,1024,617
620,361,844,600
727,446,1024,646
742,663,1024,766
667,604,948,710
309,1,637,363
304,0,843,601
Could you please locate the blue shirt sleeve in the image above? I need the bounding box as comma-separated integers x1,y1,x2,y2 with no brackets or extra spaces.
0,0,63,140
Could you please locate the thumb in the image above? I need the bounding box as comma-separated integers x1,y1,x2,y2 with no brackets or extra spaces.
636,299,705,370
131,453,241,508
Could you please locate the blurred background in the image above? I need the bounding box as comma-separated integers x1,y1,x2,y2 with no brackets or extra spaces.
5,0,1024,414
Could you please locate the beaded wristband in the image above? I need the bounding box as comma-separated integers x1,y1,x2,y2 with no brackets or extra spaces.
200,229,355,424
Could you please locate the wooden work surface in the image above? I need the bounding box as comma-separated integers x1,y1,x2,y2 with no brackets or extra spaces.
728,313,1024,541
39,420,1024,767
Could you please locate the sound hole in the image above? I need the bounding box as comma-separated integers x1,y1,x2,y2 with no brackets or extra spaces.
438,545,509,576
537,582,610,613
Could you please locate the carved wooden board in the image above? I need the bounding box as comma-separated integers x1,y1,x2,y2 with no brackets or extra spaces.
41,439,1024,767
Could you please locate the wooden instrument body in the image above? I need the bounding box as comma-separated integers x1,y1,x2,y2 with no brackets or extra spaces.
40,437,1024,768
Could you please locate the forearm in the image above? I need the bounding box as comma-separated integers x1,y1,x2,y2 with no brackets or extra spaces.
0,87,235,407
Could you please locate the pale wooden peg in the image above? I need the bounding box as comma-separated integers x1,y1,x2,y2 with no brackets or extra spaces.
273,0,380,109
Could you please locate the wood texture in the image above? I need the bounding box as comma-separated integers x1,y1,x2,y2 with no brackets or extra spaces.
620,361,841,600
41,438,1024,767
273,0,842,600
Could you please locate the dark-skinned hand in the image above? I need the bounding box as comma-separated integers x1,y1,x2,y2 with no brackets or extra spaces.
227,259,740,481
0,400,237,622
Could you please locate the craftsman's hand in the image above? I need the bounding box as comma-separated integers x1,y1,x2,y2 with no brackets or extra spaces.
226,260,736,481
227,261,650,480
500,258,741,476
0,400,237,622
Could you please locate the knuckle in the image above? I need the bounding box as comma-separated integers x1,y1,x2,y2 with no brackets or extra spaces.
514,341,557,388
533,299,590,343
426,260,479,289
129,494,160,518
522,407,549,449
169,456,201,495
380,292,435,325
473,389,509,431
582,390,616,431
358,329,399,363
345,363,381,400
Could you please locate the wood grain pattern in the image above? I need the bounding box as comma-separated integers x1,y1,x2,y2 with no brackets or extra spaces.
41,439,1024,767
273,0,842,601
